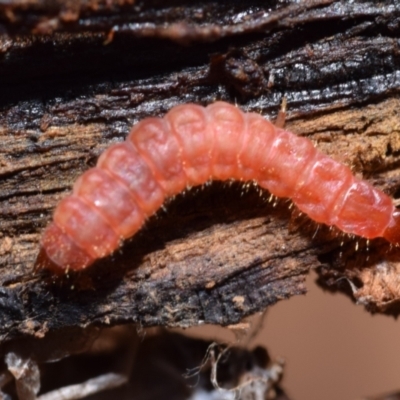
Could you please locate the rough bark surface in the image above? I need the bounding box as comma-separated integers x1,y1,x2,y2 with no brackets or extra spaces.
0,0,400,343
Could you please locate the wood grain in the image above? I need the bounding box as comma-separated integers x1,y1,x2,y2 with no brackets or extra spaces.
1,0,400,342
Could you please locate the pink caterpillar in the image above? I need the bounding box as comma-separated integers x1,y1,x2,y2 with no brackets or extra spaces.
39,101,400,273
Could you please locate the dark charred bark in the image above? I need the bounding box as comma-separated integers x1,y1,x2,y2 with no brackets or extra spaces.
0,0,400,343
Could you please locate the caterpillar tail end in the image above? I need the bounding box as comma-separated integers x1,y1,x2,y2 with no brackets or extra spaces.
383,210,400,246
35,223,95,275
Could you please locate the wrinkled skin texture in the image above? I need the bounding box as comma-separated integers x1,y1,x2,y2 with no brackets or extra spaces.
39,102,398,272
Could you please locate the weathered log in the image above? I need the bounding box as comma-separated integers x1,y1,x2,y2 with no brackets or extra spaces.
0,0,400,343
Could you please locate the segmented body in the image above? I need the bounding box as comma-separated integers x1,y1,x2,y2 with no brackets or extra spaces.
39,102,400,272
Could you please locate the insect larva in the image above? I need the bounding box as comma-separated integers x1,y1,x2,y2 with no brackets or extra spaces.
39,102,400,273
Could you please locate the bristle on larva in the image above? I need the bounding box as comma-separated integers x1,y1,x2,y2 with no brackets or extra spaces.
38,102,400,273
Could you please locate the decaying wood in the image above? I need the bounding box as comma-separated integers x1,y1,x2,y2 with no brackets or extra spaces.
0,0,400,343
0,328,290,400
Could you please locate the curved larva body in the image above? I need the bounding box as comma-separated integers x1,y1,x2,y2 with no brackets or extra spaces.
39,102,400,272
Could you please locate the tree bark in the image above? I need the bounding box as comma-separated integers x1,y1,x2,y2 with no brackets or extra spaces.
0,0,400,342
